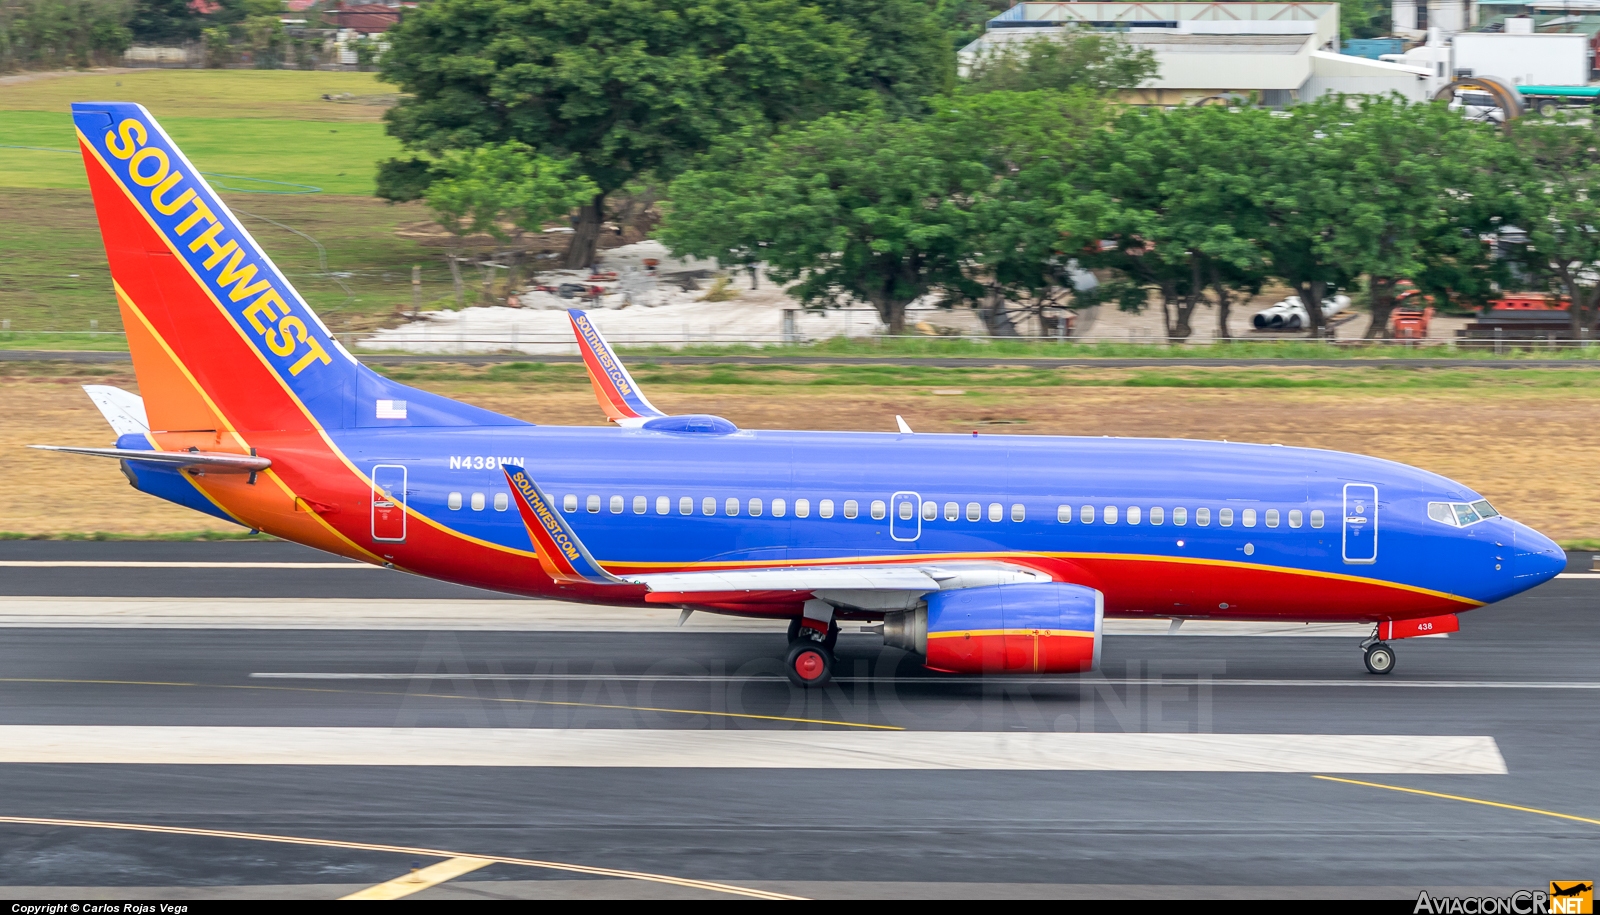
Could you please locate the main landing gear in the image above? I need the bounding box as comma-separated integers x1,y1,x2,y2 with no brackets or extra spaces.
1360,634,1396,675
785,610,839,688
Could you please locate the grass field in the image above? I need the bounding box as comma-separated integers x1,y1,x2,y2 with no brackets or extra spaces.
2,360,1596,542
0,70,469,338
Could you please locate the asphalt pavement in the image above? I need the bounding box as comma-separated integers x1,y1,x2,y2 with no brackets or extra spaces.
0,542,1595,899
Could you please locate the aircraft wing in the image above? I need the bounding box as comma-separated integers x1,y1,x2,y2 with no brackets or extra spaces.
630,562,1055,611
567,309,666,426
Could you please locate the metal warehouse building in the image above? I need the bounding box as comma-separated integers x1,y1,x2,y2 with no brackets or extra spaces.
960,2,1433,105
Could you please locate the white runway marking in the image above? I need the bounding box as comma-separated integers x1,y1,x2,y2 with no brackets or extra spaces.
0,598,1378,636
0,727,1507,773
248,672,1600,689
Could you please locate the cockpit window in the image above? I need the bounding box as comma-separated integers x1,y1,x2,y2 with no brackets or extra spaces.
1429,500,1499,527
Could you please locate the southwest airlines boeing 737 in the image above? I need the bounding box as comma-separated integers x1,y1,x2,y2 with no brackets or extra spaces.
35,102,1567,687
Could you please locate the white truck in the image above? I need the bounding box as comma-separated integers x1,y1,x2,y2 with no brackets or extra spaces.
1452,32,1589,89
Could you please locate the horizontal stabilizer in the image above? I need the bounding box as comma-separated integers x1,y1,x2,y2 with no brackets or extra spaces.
30,445,269,473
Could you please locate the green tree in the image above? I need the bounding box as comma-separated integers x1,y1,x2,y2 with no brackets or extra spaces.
1062,106,1270,341
426,142,598,304
128,0,199,44
932,0,1010,52
376,0,953,269
934,89,1107,335
0,0,132,71
1307,97,1509,338
1500,116,1600,340
661,110,989,335
962,30,1158,95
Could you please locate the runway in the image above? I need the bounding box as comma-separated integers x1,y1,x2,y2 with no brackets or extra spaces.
0,542,1596,899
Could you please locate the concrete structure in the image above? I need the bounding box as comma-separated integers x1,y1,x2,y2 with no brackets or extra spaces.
960,3,1432,105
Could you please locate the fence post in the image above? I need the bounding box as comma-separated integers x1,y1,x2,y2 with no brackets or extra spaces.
412,264,421,316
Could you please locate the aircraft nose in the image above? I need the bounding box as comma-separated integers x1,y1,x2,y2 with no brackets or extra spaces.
1513,525,1566,584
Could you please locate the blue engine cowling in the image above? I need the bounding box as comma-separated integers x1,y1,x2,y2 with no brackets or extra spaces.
883,582,1103,674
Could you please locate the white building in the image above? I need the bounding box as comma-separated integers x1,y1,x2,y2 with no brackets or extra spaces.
961,2,1433,105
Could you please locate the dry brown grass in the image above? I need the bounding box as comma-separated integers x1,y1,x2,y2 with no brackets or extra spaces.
3,365,1594,539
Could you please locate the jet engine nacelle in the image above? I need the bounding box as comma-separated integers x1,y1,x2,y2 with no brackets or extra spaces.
882,582,1103,674
1251,295,1350,330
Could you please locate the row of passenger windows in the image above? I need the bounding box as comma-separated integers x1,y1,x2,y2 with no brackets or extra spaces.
1055,505,1324,529
445,489,1325,530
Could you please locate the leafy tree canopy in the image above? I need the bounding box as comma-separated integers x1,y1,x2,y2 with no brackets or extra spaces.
128,0,201,43
424,141,598,242
962,30,1158,95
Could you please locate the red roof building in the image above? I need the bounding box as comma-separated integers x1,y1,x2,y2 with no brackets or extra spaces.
326,2,402,32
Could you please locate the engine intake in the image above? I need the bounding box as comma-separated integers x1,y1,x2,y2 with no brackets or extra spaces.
882,582,1102,674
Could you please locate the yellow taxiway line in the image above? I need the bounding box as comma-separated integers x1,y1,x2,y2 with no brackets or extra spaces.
1312,776,1600,827
0,814,802,900
340,856,496,900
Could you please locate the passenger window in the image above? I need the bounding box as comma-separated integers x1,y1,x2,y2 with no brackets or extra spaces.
968,502,981,521
703,496,716,516
588,495,601,513
472,492,486,511
496,493,509,512
1310,509,1324,529
633,495,646,514
1265,509,1279,528
1080,504,1094,524
773,498,786,518
796,498,810,518
1242,509,1255,528
1288,509,1302,528
1219,508,1233,527
899,501,914,520
750,497,764,517
725,497,739,516
921,500,937,521
609,495,622,514
656,496,669,515
1150,506,1164,525
1173,507,1187,526
1103,505,1118,524
1126,506,1141,525
679,496,692,515
563,494,577,513
844,500,859,519
988,503,1002,522
820,499,835,519
448,492,462,511
1058,505,1071,523
1471,500,1499,519
871,500,886,520
946,501,959,521
1196,507,1211,526
1011,504,1025,522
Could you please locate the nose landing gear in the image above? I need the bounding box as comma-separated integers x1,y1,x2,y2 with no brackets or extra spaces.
1361,637,1396,675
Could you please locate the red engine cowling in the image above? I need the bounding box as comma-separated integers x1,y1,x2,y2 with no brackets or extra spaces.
882,582,1103,674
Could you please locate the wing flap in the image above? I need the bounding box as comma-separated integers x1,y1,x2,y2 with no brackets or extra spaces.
629,566,941,594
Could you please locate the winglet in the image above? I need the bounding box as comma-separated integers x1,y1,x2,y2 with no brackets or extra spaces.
503,465,626,586
567,309,665,426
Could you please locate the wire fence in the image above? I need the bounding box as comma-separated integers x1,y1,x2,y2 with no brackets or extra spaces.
5,329,1600,358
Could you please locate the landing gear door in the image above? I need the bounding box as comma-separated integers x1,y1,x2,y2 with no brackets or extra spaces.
372,464,407,543
1342,483,1377,564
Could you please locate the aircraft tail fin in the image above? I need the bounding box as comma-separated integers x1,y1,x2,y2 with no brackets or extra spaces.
72,102,519,437
567,309,665,426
